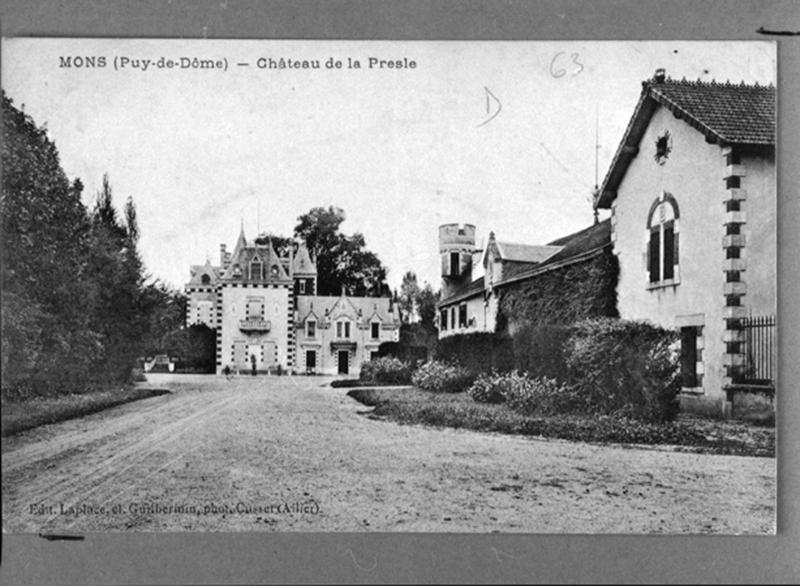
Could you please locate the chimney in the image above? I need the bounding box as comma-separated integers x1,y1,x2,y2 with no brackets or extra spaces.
654,68,666,84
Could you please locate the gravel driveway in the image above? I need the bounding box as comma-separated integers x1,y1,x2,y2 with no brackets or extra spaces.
1,374,775,533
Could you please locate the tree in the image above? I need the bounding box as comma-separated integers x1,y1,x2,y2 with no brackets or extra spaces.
1,93,98,394
253,232,294,257
398,271,421,324
416,283,439,333
294,206,388,296
83,175,149,383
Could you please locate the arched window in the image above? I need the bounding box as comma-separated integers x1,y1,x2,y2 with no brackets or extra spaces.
201,274,211,285
646,192,680,285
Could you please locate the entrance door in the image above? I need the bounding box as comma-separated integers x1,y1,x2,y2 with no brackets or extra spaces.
337,350,349,375
306,350,316,373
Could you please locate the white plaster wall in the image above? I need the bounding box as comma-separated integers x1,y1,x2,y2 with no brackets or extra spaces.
219,285,290,372
439,295,490,338
613,106,729,399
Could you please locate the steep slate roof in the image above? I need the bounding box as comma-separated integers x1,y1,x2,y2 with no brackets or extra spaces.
296,294,399,325
439,276,486,306
188,263,221,286
595,72,776,209
497,219,611,287
494,241,563,264
221,235,291,282
292,242,317,276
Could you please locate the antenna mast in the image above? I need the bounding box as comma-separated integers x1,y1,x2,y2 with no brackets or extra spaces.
592,103,600,225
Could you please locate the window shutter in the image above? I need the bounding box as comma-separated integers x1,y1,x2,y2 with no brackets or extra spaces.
663,222,675,280
648,229,660,282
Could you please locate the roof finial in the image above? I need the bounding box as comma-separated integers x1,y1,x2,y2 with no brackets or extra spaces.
654,68,666,83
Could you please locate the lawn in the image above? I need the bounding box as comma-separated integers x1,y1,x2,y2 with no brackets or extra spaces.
1,386,170,437
347,387,775,458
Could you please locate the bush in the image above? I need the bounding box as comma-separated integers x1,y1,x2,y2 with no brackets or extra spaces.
565,318,680,422
411,360,475,393
468,371,582,415
467,371,508,404
360,356,413,384
510,323,573,380
434,332,514,374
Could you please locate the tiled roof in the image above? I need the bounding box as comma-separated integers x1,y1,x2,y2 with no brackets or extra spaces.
649,78,775,145
596,72,775,209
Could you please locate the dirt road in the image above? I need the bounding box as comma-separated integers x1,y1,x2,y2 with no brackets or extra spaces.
1,374,775,533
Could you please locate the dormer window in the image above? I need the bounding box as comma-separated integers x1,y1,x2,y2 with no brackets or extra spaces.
299,280,306,294
232,264,242,277
371,322,380,339
336,320,351,339
271,265,279,278
250,261,263,280
306,319,316,338
201,274,211,285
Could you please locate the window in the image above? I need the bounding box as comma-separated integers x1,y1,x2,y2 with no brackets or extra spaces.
250,261,263,280
450,307,455,330
337,320,351,339
440,308,448,331
270,265,279,277
680,326,699,388
458,303,467,328
371,322,380,339
299,280,306,294
450,252,460,277
201,274,211,285
647,193,680,285
246,298,264,319
306,320,316,338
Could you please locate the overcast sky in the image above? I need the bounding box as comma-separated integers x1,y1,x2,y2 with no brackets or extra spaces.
2,39,775,292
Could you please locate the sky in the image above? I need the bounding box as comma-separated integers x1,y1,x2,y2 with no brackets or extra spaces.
2,39,775,292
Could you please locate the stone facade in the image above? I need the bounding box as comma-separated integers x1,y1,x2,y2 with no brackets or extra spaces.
186,226,400,376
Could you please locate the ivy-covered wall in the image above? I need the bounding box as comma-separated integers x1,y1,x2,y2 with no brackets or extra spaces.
495,248,619,334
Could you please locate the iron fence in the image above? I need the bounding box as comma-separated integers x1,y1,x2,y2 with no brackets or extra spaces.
736,314,776,386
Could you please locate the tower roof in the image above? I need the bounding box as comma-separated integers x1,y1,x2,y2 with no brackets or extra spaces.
292,242,317,276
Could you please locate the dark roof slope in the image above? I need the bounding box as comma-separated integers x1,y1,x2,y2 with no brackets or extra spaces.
439,276,485,306
544,218,611,264
596,72,775,209
497,219,611,286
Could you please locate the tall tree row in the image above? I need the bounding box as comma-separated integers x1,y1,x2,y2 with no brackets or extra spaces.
1,93,177,397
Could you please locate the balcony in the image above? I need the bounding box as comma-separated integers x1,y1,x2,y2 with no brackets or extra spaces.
239,318,271,333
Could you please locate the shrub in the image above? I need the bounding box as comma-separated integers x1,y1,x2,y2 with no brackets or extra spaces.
564,318,680,422
509,323,573,380
360,356,413,384
467,371,508,404
434,332,514,374
468,370,582,415
411,360,475,393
